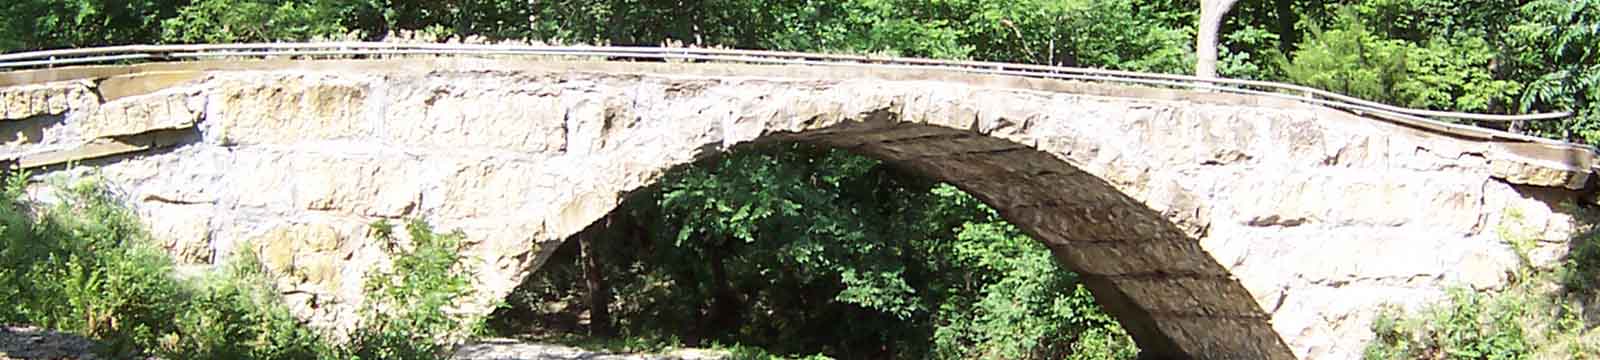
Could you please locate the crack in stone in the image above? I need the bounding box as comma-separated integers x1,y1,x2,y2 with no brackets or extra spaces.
141,193,217,206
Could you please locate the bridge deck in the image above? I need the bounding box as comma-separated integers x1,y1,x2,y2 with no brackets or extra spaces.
0,51,1594,192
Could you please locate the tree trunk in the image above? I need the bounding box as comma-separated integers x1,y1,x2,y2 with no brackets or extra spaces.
579,215,614,338
1196,0,1239,78
1275,0,1299,56
704,236,742,335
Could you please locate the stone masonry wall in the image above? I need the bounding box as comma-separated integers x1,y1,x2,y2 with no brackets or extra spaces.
0,59,1594,359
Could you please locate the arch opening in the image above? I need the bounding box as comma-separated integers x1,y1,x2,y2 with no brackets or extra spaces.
491,141,1138,359
493,121,1291,359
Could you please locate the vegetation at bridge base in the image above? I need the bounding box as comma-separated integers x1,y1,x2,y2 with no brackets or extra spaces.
489,144,1138,360
1361,209,1600,360
0,171,484,359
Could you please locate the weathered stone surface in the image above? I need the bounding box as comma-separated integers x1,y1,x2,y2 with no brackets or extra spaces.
205,74,368,144
1,81,96,121
83,90,202,139
378,75,569,153
96,71,205,102
1491,156,1589,190
254,223,350,294
0,325,102,360
3,59,1597,359
139,203,215,264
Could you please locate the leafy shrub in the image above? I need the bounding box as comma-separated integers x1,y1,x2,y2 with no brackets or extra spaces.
0,171,481,359
1559,230,1600,296
0,172,188,356
339,219,483,360
153,246,326,359
1363,288,1532,360
159,0,357,43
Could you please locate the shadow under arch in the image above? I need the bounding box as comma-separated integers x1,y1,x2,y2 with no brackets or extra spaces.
537,117,1294,360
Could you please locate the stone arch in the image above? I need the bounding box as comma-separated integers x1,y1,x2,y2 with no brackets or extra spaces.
546,117,1292,359
475,65,1294,358
9,58,1590,360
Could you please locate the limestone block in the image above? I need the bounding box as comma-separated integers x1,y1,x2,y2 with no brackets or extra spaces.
139,203,214,264
2,89,25,119
1490,157,1588,189
83,91,201,139
771,87,848,134
438,160,558,220
381,81,568,153
1222,170,1485,231
230,152,424,217
1154,316,1292,360
298,254,343,291
973,90,1047,137
291,159,422,217
901,85,979,131
254,223,345,275
1328,136,1392,168
207,75,368,144
2,81,97,121
96,71,205,102
1115,277,1264,316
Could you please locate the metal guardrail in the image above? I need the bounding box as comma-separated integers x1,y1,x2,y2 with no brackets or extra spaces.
0,42,1581,146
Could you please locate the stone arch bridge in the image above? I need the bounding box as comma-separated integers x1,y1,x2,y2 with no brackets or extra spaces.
0,48,1594,359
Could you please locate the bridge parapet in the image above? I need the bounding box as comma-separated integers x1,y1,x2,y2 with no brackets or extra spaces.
0,54,1593,191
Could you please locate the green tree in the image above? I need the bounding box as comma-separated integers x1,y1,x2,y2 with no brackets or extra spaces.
504,145,1137,359
0,0,180,51
1506,0,1600,143
159,0,359,43
1283,8,1412,103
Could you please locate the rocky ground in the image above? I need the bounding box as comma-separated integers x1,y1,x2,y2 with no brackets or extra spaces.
451,339,729,360
0,326,722,360
0,325,100,360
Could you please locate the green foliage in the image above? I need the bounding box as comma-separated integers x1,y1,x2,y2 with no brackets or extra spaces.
952,0,1192,70
1398,37,1521,112
503,145,1136,359
339,219,483,360
0,172,188,356
1363,289,1532,360
1283,8,1414,105
151,246,326,359
0,171,480,359
1284,5,1524,114
1216,25,1286,81
931,220,1127,360
0,0,180,51
1364,208,1600,360
1560,230,1600,296
1506,0,1600,143
159,0,356,43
